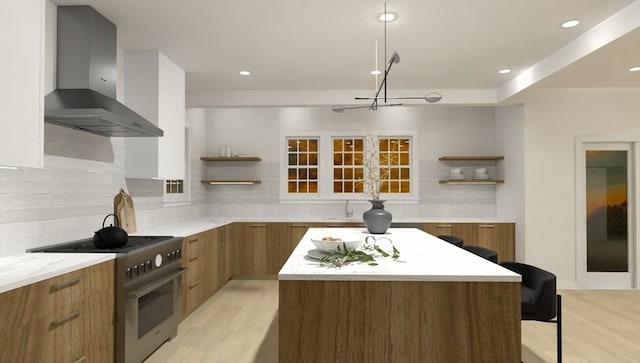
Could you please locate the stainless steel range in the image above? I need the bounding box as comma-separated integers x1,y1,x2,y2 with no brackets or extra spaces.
31,235,184,363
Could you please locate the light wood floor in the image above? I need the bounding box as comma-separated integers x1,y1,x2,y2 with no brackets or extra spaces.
146,280,640,363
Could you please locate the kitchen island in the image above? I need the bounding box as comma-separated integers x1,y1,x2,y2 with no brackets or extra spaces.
278,228,521,363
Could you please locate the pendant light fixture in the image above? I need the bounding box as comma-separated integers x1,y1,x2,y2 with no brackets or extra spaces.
332,3,442,113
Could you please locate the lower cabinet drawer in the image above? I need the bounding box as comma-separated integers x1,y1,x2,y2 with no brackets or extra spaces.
0,261,115,363
2,304,82,362
2,293,114,362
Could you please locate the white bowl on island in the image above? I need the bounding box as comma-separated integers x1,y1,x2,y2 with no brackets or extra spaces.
310,235,363,252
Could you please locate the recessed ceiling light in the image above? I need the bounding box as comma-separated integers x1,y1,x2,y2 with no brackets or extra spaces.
498,68,511,74
561,20,580,28
630,66,640,72
378,12,396,22
239,70,251,76
371,70,382,75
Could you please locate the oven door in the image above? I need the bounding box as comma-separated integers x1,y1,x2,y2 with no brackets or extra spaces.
124,268,186,363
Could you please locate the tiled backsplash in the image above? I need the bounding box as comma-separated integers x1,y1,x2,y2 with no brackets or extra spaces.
1,106,501,257
0,124,210,256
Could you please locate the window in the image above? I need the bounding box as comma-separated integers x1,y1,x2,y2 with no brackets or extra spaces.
165,179,184,194
287,137,319,194
280,131,417,201
378,137,411,194
333,137,364,194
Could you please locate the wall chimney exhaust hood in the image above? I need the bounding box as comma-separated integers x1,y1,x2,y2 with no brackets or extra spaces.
44,6,163,137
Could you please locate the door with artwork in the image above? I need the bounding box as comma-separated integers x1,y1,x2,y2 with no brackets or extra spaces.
577,142,636,288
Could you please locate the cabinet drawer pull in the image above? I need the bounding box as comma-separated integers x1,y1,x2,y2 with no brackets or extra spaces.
50,308,84,327
436,224,453,228
290,224,309,227
188,237,200,244
74,355,87,363
189,281,200,289
478,224,495,228
250,224,267,227
50,275,84,292
188,256,199,262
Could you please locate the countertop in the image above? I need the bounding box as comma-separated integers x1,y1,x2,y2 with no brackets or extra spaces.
1,217,515,293
0,253,115,294
133,216,515,238
278,227,521,282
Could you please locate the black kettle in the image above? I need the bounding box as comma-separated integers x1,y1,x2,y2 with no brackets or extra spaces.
93,214,129,249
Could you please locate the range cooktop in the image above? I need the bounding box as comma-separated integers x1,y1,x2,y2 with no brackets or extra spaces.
29,235,175,254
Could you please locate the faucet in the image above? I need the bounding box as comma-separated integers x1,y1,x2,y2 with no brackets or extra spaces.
345,200,354,218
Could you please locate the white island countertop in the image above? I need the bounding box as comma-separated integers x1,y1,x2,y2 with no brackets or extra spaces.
0,253,115,294
278,227,521,282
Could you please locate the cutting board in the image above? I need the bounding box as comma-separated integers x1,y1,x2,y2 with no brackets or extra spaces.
114,188,137,233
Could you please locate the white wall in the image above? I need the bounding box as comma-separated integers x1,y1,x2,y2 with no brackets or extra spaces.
521,87,640,288
495,105,526,260
204,105,503,220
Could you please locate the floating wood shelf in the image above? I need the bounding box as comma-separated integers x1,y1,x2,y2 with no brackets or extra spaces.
200,156,262,161
439,179,504,185
201,180,262,185
438,156,504,161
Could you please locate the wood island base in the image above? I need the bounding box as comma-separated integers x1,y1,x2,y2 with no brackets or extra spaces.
279,280,521,363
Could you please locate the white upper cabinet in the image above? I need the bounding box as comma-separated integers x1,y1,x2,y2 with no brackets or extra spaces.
0,0,44,168
124,51,185,179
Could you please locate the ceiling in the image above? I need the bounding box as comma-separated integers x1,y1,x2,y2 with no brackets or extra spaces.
51,0,640,106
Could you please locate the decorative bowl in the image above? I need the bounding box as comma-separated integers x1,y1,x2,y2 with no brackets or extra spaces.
310,236,363,252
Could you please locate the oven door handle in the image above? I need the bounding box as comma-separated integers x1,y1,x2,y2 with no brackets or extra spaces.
126,268,187,299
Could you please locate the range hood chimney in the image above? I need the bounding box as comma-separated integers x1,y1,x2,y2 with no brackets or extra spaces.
44,6,163,137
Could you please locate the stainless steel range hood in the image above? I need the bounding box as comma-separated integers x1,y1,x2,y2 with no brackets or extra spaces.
44,6,163,137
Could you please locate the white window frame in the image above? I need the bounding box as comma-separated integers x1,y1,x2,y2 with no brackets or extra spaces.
279,130,419,202
163,125,191,206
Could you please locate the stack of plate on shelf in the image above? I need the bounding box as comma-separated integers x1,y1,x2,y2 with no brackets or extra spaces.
473,168,489,180
449,168,464,180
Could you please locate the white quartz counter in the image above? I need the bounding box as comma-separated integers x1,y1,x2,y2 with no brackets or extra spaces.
133,216,514,239
133,217,235,237
0,253,115,294
278,227,521,282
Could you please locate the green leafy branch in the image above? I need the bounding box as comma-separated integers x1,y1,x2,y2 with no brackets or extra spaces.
319,235,400,267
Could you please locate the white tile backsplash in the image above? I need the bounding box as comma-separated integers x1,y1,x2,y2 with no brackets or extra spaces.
0,123,210,256
1,106,501,257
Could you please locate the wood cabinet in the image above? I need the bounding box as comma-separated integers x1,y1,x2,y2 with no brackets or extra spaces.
474,223,515,262
438,156,504,184
424,223,476,246
182,227,233,318
124,51,186,179
235,222,290,275
425,222,515,262
0,260,114,362
209,226,232,293
289,223,314,252
200,156,262,185
179,220,514,320
181,232,206,317
0,0,44,168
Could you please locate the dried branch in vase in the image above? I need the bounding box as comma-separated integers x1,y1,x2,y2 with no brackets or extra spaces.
362,130,397,200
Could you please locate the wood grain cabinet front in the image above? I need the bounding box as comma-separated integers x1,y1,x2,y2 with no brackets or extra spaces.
236,222,291,275
425,222,515,262
474,223,515,262
0,260,115,362
182,232,206,317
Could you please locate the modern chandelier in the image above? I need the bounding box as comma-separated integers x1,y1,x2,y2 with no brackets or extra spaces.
332,3,442,113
